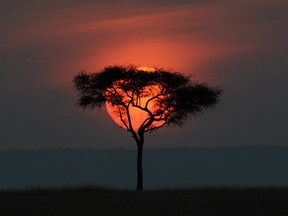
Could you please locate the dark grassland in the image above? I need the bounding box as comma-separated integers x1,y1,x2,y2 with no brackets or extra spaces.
0,187,288,216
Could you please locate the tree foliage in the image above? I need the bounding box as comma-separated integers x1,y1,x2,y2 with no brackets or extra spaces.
73,65,222,133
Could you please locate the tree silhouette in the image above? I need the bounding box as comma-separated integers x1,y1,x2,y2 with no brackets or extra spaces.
73,65,222,191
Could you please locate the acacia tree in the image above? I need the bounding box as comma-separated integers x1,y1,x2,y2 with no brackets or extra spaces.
73,65,222,191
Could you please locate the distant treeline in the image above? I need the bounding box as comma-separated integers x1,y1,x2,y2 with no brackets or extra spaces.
0,145,287,189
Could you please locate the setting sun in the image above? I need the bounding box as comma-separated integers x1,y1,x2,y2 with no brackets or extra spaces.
137,66,156,72
105,66,165,131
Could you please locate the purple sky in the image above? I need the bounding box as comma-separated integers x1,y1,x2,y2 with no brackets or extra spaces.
1,0,288,149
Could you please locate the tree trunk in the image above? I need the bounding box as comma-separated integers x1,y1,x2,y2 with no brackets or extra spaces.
136,140,144,191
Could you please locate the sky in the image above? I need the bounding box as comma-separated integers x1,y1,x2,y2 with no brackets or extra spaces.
1,0,288,149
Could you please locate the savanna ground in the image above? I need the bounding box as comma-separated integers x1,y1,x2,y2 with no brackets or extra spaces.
1,187,288,216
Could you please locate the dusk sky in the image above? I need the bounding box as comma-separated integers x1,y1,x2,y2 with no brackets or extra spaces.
1,0,288,150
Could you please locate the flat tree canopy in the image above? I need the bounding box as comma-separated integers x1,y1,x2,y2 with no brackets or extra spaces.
73,65,222,134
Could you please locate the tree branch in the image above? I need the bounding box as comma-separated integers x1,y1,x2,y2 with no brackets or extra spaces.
117,106,129,131
144,121,167,132
125,102,140,142
145,93,166,109
132,103,153,117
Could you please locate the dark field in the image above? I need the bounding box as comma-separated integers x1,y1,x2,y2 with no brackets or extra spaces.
0,187,287,216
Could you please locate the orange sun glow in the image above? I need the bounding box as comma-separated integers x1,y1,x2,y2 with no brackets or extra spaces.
105,66,166,131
